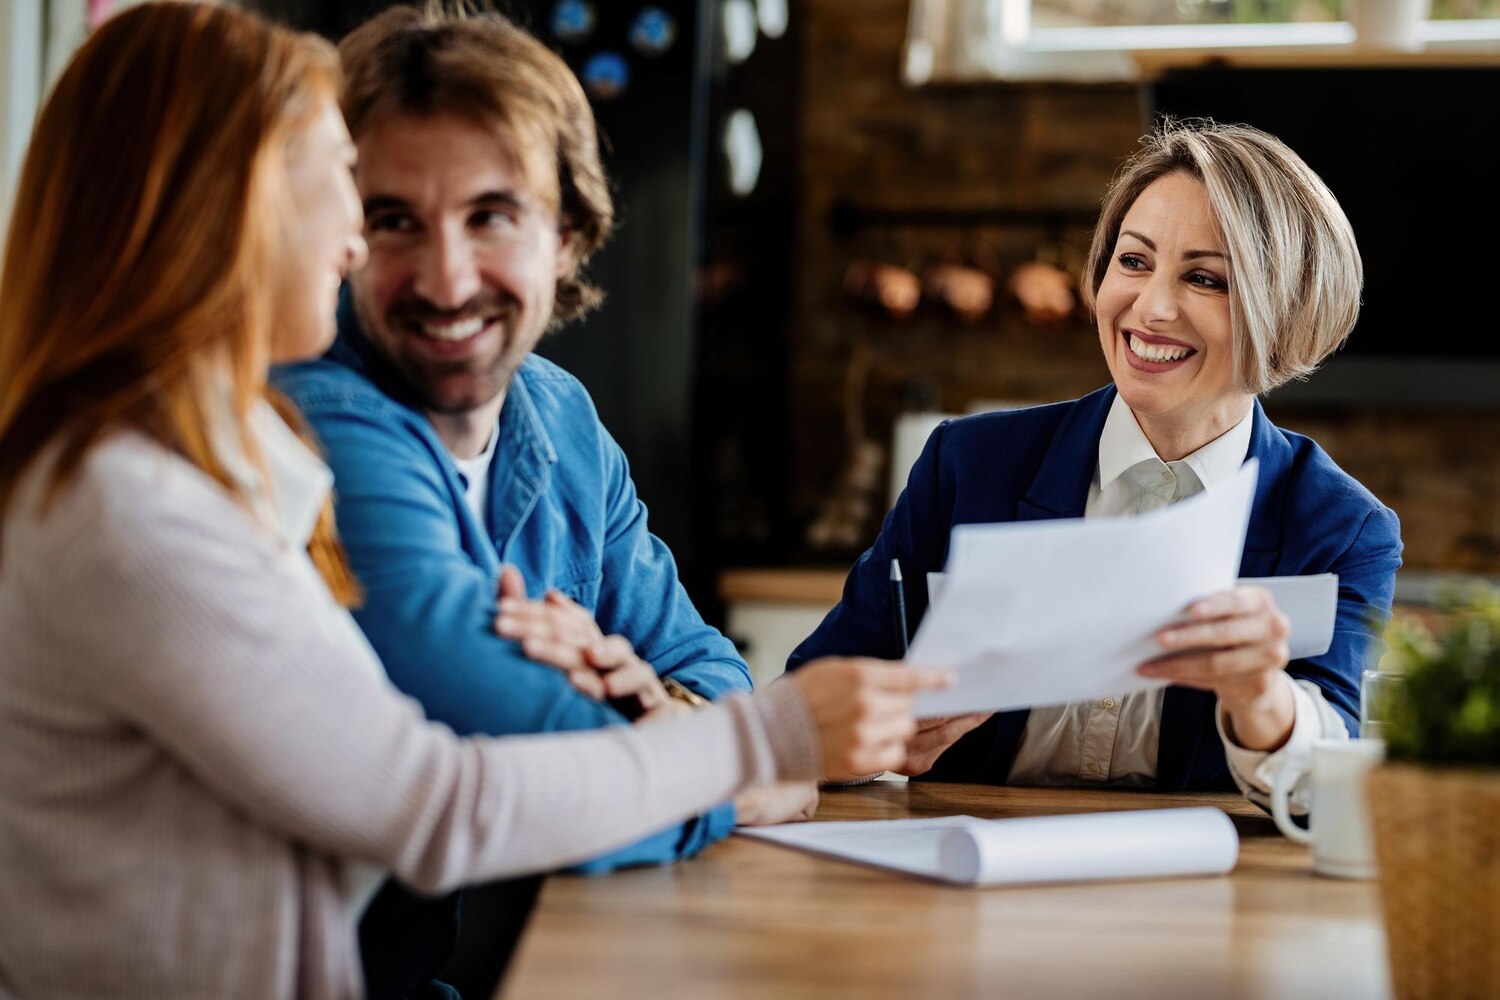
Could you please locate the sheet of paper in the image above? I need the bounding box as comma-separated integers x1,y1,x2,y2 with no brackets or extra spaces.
1241,574,1338,659
910,461,1258,718
738,809,1238,887
925,571,1339,662
738,816,977,881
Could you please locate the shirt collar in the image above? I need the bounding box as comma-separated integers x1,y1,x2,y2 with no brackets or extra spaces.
1097,393,1163,490
211,399,333,550
496,361,559,469
1179,405,1254,491
1097,392,1254,492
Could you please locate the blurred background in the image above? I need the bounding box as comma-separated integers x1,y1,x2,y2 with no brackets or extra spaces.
5,0,1499,682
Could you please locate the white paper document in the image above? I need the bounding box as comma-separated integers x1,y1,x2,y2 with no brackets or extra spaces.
910,461,1258,718
925,572,1339,663
1240,574,1338,660
738,808,1239,887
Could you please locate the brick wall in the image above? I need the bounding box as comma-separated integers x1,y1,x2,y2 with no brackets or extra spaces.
789,0,1500,574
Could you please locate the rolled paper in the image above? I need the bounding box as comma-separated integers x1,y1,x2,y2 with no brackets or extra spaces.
937,807,1238,886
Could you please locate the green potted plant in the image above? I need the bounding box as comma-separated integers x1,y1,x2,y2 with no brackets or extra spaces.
1366,585,1499,1000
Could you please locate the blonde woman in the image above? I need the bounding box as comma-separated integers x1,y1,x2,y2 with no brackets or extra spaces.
0,5,944,997
790,122,1401,807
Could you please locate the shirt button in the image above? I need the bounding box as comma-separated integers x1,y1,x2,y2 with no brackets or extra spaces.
1103,697,1116,709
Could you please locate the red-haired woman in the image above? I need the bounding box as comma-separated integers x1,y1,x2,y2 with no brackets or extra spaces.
0,5,945,996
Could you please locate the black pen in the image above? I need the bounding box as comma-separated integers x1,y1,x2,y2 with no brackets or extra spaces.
889,558,910,658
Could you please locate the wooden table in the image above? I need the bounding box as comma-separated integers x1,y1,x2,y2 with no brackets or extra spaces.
501,782,1389,999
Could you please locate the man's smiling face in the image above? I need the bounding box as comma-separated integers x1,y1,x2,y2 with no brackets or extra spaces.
349,112,575,415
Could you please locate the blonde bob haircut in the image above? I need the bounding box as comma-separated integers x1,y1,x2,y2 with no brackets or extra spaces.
1082,120,1363,395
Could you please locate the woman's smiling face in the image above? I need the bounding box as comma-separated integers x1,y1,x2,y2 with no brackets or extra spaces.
1095,171,1252,454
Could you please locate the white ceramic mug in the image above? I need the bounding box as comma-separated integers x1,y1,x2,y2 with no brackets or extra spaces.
1270,738,1385,879
1348,0,1431,51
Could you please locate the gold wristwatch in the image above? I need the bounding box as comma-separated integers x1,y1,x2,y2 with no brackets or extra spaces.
662,677,709,709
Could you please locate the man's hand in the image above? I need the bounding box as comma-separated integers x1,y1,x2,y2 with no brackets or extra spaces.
893,712,991,777
734,782,819,826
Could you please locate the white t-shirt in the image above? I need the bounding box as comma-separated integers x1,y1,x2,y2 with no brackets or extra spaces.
453,419,501,525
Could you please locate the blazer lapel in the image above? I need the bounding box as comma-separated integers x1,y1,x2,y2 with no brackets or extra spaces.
1015,385,1115,522
1238,400,1291,577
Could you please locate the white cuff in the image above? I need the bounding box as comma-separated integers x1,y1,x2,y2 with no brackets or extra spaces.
1216,675,1347,811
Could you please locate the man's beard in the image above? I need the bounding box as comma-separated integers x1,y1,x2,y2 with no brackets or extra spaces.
356,291,521,415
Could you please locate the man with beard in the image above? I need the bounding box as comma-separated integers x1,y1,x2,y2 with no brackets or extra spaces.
275,6,808,996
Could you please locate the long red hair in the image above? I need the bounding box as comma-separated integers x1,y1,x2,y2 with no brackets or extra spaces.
0,1,359,603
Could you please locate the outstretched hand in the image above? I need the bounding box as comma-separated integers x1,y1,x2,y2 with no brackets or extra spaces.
791,658,955,780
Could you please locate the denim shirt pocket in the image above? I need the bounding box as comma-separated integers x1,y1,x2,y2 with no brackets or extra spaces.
553,564,602,610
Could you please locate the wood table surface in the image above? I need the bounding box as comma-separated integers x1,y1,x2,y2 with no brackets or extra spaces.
499,781,1390,1000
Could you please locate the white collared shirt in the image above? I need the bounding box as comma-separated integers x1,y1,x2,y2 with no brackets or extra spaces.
1008,394,1341,808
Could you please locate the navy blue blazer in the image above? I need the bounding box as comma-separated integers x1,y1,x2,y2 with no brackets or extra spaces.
787,385,1403,792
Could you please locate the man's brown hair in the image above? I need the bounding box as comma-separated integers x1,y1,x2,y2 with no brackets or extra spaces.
339,3,613,321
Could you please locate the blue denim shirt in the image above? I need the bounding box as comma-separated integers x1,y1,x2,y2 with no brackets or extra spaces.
274,301,749,868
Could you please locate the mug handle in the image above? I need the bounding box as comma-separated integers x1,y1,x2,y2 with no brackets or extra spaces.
1270,757,1313,845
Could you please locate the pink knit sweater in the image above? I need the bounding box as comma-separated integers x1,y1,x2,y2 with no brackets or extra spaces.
0,427,817,998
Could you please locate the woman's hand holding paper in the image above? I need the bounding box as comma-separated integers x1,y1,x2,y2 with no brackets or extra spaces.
1138,584,1296,751
791,659,955,779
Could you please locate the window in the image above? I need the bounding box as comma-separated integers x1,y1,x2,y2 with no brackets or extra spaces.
903,0,1500,84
